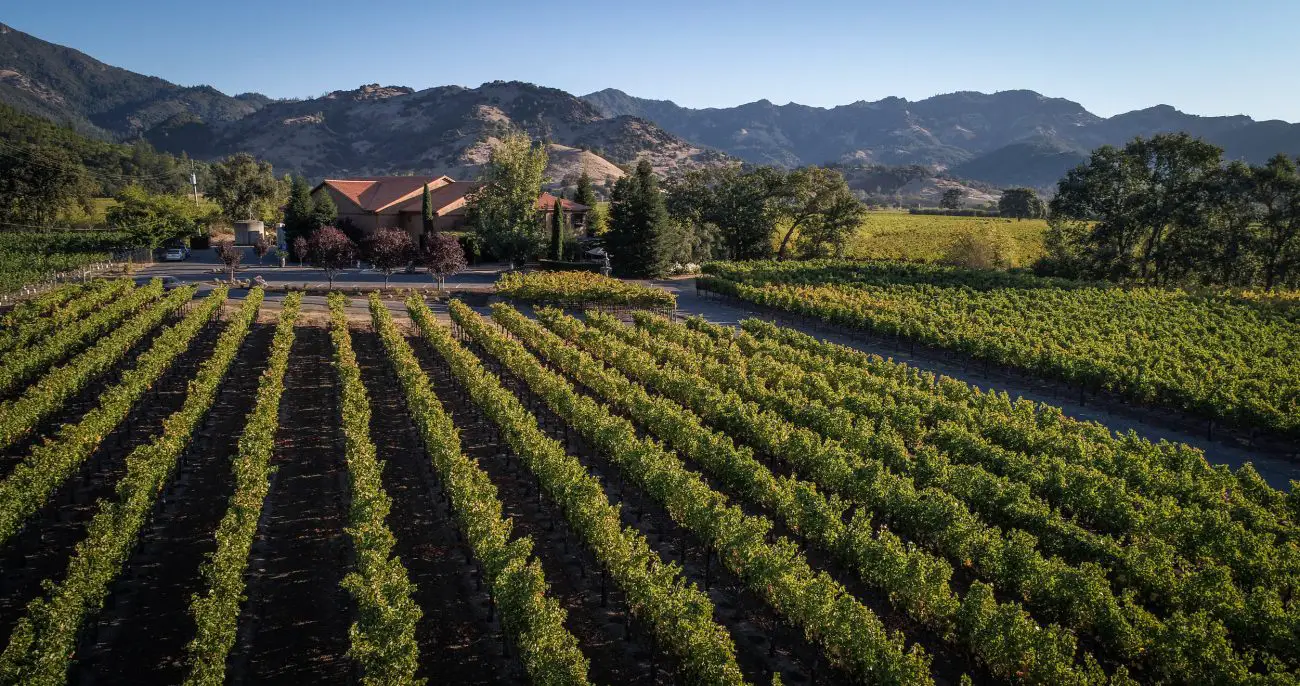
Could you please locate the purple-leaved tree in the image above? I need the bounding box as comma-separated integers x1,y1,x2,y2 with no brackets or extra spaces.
422,232,466,292
292,235,309,266
252,235,271,264
364,227,415,286
308,226,357,288
212,240,243,283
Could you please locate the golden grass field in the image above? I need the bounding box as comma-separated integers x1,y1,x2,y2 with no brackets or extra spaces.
845,211,1049,265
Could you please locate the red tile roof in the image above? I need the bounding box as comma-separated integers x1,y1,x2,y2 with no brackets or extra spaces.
317,177,589,217
537,192,589,212
315,175,454,213
391,181,482,214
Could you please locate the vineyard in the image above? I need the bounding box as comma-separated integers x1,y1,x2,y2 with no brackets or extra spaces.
0,279,1297,685
700,260,1300,438
0,232,126,296
844,212,1047,264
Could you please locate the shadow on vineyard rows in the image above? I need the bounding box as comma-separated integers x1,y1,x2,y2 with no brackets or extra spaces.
227,326,353,685
510,318,982,686
680,288,1300,489
434,332,847,686
71,321,274,684
411,331,664,684
0,315,225,643
350,326,522,685
0,312,174,476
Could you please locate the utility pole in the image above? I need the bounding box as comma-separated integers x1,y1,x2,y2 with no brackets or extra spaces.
190,159,199,204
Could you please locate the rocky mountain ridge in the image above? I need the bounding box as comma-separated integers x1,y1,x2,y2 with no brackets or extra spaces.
4,21,1299,189
583,88,1300,187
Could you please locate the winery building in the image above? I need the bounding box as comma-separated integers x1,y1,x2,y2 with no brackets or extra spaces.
312,176,589,246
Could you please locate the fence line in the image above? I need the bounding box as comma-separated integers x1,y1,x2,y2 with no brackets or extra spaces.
0,248,155,308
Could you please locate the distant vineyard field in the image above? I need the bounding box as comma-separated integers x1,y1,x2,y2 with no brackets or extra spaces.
846,211,1048,264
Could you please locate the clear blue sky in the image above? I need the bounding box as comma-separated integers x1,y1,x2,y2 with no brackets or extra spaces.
6,0,1299,121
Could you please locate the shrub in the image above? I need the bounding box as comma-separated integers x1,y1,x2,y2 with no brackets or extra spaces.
943,230,1018,270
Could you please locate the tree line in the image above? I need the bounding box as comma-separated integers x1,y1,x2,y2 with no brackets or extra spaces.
1045,133,1300,289
466,132,870,279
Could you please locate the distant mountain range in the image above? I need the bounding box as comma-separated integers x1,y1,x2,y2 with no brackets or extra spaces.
0,24,717,186
3,22,1299,189
582,89,1300,187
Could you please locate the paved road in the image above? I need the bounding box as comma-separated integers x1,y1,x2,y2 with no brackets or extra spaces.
138,247,502,291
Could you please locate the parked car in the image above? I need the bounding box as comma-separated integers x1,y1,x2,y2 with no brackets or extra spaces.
163,248,187,261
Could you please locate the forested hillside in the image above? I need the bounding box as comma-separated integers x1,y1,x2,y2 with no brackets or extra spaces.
0,102,211,228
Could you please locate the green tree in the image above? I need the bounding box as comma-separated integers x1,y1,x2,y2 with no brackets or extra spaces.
1127,133,1223,282
608,160,673,277
0,143,90,226
466,132,548,267
586,202,609,236
209,153,278,222
1048,144,1148,279
940,188,964,210
1048,134,1240,284
549,196,565,260
422,183,435,234
770,166,865,260
665,165,781,261
1194,162,1259,286
283,176,315,258
1251,154,1300,290
106,185,214,250
312,187,338,231
997,188,1045,220
574,170,597,208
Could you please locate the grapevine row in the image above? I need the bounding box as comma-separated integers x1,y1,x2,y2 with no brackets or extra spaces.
542,309,1279,683
499,304,1110,684
616,312,1300,663
408,298,748,686
0,282,87,330
495,271,677,309
326,293,423,685
0,289,263,686
0,279,163,395
0,281,193,451
0,279,129,356
184,291,302,686
732,317,1294,533
449,300,935,685
0,285,218,546
370,294,590,685
698,261,1300,436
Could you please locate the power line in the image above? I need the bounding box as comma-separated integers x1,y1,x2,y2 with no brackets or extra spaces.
0,138,191,182
0,216,182,234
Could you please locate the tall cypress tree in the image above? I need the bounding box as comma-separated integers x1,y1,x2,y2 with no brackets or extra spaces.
608,160,671,277
422,182,435,233
549,196,565,260
283,176,314,259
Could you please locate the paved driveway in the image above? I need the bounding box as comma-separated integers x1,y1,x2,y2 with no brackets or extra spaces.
139,246,502,292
